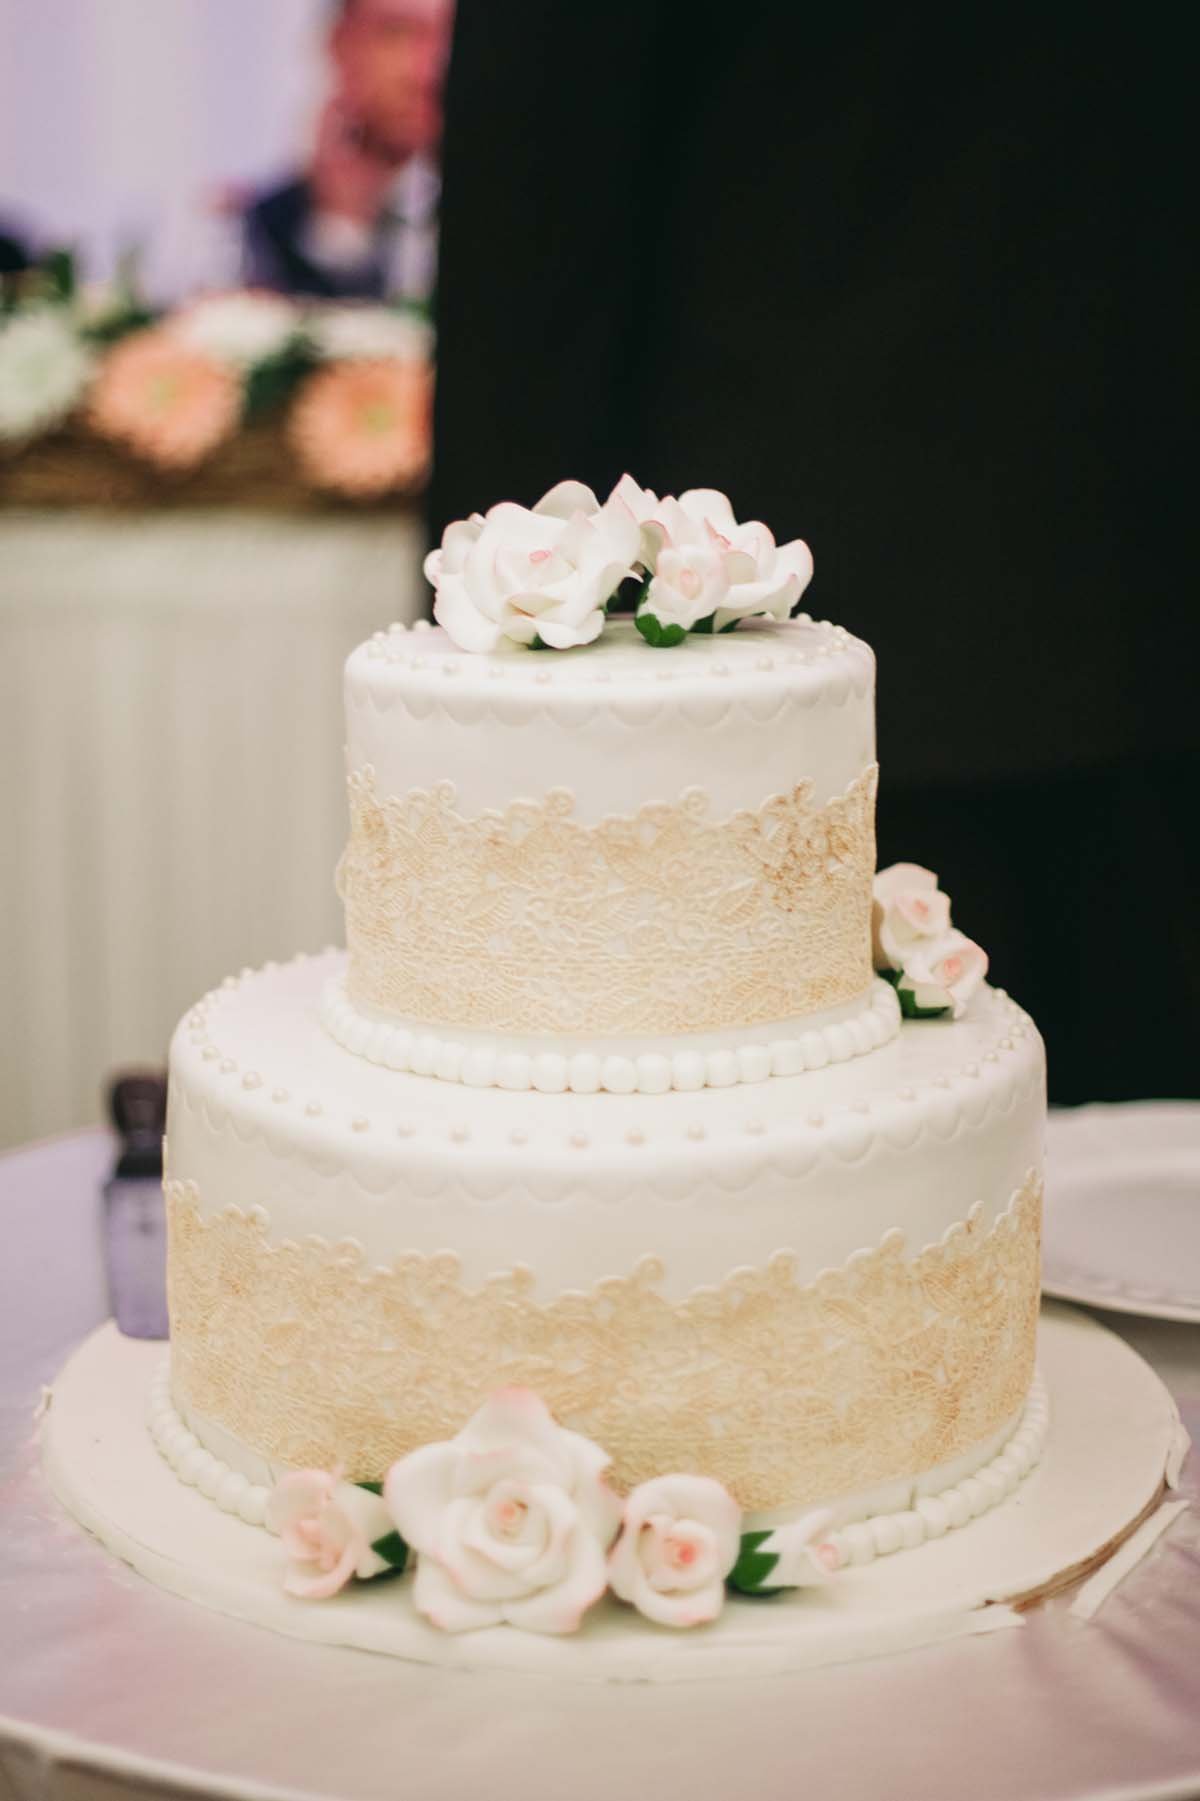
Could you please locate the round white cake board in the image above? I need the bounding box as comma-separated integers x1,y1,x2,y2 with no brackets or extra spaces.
41,1304,1183,1683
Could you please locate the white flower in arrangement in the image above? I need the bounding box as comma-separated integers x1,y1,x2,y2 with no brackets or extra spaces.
872,863,952,970
0,308,92,442
894,928,988,1019
608,1473,743,1628
385,1388,623,1634
756,1509,842,1588
307,304,433,364
607,472,667,568
169,291,301,368
635,485,814,632
872,864,988,1018
266,1468,396,1600
426,480,641,653
641,542,734,636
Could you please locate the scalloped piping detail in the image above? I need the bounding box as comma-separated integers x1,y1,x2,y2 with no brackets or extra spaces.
317,975,902,1094
347,687,870,732
823,1371,1049,1567
347,620,874,728
147,1356,1046,1553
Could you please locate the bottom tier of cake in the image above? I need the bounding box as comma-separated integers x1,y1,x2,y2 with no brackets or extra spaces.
44,1308,1186,1673
164,951,1046,1529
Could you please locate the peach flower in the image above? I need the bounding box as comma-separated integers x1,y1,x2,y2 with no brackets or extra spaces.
290,358,430,497
88,329,239,469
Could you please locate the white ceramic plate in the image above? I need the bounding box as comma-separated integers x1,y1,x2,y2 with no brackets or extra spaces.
1043,1101,1200,1322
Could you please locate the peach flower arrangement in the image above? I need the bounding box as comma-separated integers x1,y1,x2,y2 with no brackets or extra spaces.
289,358,431,498
88,329,240,470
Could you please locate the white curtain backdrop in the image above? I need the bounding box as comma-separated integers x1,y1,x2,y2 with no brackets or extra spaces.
0,510,426,1150
0,0,328,297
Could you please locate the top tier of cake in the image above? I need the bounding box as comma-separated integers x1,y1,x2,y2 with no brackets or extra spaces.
327,612,896,1093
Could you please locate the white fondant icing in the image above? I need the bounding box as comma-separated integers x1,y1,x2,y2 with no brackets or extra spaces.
344,616,875,824
168,952,1045,1302
319,974,902,1093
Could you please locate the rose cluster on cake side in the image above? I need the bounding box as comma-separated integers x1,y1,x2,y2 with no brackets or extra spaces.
263,1388,841,1635
423,475,815,653
871,864,988,1018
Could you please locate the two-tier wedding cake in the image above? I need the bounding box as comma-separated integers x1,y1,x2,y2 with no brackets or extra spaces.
152,478,1047,1637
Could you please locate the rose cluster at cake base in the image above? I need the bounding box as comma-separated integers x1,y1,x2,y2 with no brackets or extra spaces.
266,1389,839,1635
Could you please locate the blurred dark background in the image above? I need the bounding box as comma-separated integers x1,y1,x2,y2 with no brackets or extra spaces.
430,3,1197,1105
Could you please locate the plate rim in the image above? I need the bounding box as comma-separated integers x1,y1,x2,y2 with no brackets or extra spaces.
1044,1098,1200,1322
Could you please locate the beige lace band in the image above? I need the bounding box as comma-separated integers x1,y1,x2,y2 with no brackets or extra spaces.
166,1171,1041,1512
336,764,879,1037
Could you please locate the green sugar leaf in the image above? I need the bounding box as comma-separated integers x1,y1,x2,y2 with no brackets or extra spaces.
728,1529,785,1597
369,1529,409,1572
635,610,686,649
879,966,953,1021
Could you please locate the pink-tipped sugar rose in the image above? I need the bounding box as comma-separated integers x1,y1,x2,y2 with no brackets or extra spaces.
608,1473,742,1629
290,358,430,497
872,863,953,971
620,478,813,630
266,1468,392,1600
757,1507,842,1586
385,1387,621,1634
895,928,988,1019
88,329,239,469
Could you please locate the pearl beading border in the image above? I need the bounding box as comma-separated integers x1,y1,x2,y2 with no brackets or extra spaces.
317,976,902,1096
361,614,860,680
179,952,1041,1156
147,1359,273,1532
146,1358,1047,1559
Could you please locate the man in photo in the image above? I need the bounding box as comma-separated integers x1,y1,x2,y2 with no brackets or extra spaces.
244,0,451,302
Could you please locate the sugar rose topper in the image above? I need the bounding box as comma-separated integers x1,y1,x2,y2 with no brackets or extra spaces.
424,476,815,653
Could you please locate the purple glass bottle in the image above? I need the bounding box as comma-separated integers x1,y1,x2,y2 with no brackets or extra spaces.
102,1071,169,1340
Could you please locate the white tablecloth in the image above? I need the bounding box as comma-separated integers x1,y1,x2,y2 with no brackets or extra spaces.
0,508,426,1149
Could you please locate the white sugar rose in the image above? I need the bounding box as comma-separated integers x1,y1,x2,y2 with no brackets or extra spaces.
757,1508,841,1588
425,479,640,652
872,862,952,970
606,472,665,572
385,1388,622,1634
895,928,988,1018
266,1469,394,1600
643,542,731,632
169,291,300,368
608,1473,742,1629
636,487,813,630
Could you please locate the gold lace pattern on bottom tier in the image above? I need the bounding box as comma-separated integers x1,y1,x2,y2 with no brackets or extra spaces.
166,1173,1041,1511
336,764,877,1034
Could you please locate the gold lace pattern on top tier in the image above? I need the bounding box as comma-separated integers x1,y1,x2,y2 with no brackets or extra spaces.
336,765,877,1035
167,1171,1041,1510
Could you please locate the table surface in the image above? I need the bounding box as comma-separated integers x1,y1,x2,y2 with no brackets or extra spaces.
2,1130,1198,1801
